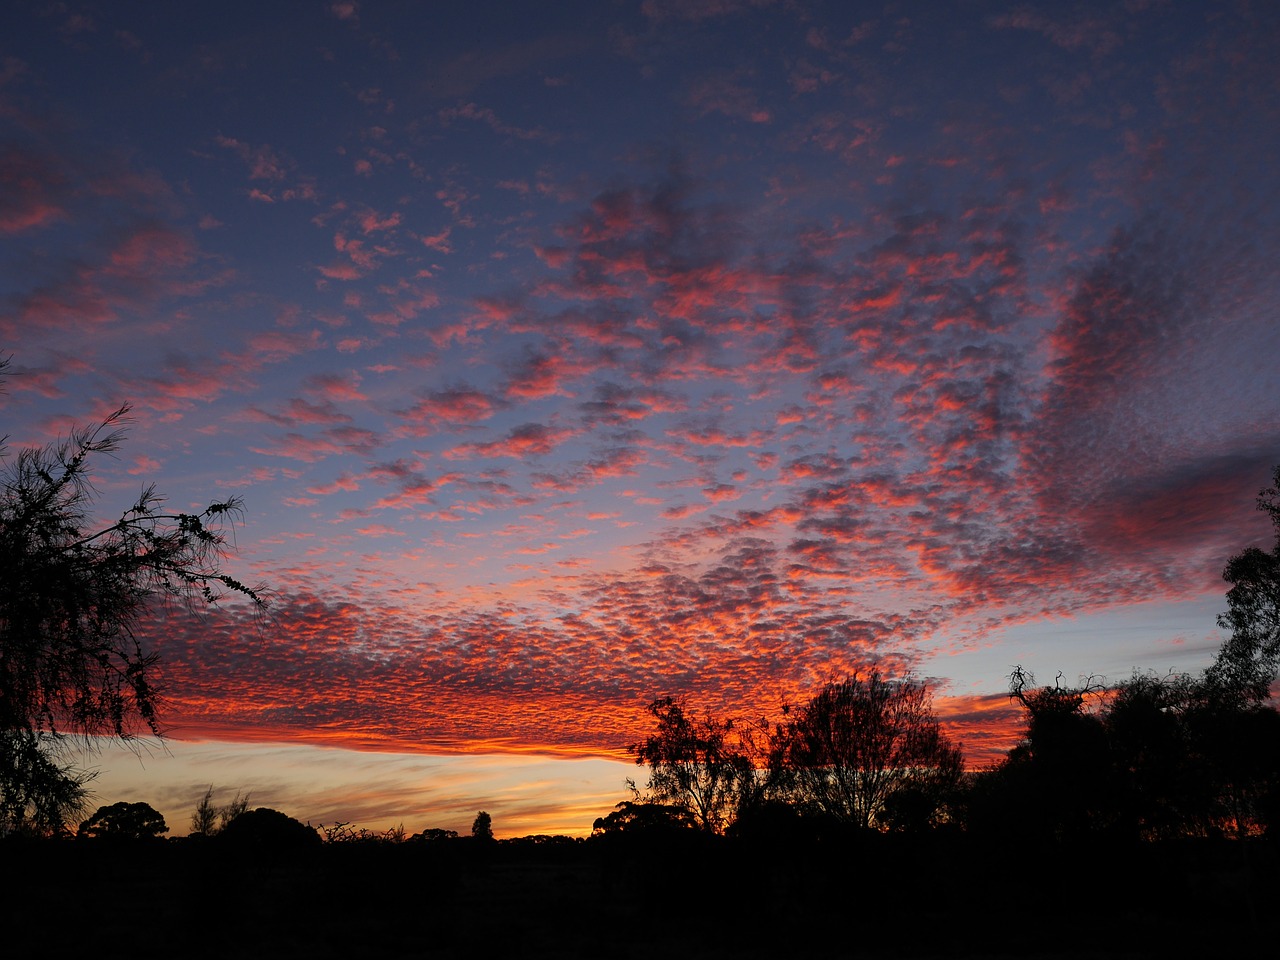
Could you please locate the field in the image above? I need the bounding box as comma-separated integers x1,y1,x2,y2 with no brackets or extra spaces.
2,832,1272,958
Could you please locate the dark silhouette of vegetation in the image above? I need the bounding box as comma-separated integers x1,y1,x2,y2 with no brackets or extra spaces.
189,786,250,838
629,671,961,836
0,357,265,835
1208,464,1280,703
471,809,494,841
965,668,1118,841
320,819,407,843
774,670,963,830
0,731,93,836
630,696,761,833
590,799,697,836
77,800,168,840
218,807,320,850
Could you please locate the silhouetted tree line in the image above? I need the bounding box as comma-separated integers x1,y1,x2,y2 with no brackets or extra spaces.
609,467,1280,843
610,668,965,838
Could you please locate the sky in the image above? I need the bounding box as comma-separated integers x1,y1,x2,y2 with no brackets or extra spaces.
2,0,1278,838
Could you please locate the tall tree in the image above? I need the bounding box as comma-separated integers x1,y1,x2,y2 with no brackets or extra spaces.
776,670,963,830
1208,465,1280,703
1,364,264,833
631,696,754,834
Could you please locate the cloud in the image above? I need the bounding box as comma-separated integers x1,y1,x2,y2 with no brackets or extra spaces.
330,1,359,22
641,0,776,23
438,102,558,143
251,426,384,463
685,71,772,123
447,422,579,460
395,388,502,434
0,144,69,233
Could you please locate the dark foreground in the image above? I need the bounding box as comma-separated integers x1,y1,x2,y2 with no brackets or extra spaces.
3,832,1273,958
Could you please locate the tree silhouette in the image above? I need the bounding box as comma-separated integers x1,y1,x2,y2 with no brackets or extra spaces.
989,667,1116,840
218,807,319,849
1105,671,1207,839
631,696,753,834
0,731,93,836
0,361,265,833
775,670,963,830
189,786,250,838
77,800,168,840
590,800,697,836
975,639,1280,842
1208,465,1280,703
471,810,494,841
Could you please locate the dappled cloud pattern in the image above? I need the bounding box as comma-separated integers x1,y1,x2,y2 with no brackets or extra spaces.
4,2,1279,767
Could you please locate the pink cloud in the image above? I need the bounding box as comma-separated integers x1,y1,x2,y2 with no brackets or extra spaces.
0,146,68,233
304,371,367,402
395,388,500,433
447,422,579,460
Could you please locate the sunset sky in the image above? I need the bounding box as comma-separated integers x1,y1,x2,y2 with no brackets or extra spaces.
3,1,1278,837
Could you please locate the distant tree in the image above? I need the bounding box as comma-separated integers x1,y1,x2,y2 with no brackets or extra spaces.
775,670,963,830
77,800,168,840
190,786,219,837
319,821,371,843
218,789,250,831
0,363,265,834
1104,671,1208,839
976,667,1114,840
317,820,405,843
631,696,755,834
218,807,319,850
188,786,250,838
471,810,494,842
590,800,697,836
977,663,1280,842
1207,465,1280,704
410,827,459,843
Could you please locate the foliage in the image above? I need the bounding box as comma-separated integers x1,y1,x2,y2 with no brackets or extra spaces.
0,731,93,836
631,696,757,834
590,800,697,836
410,827,459,842
969,668,1114,840
973,660,1280,842
0,360,264,834
774,670,964,830
189,786,250,838
1104,671,1208,838
1208,465,1280,703
77,800,168,840
218,807,320,849
471,810,494,841
319,820,407,843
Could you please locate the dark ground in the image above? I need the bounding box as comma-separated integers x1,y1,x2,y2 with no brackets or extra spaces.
1,832,1273,958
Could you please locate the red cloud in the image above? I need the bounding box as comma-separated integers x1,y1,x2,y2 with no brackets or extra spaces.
0,145,68,233
447,422,579,460
395,388,500,433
